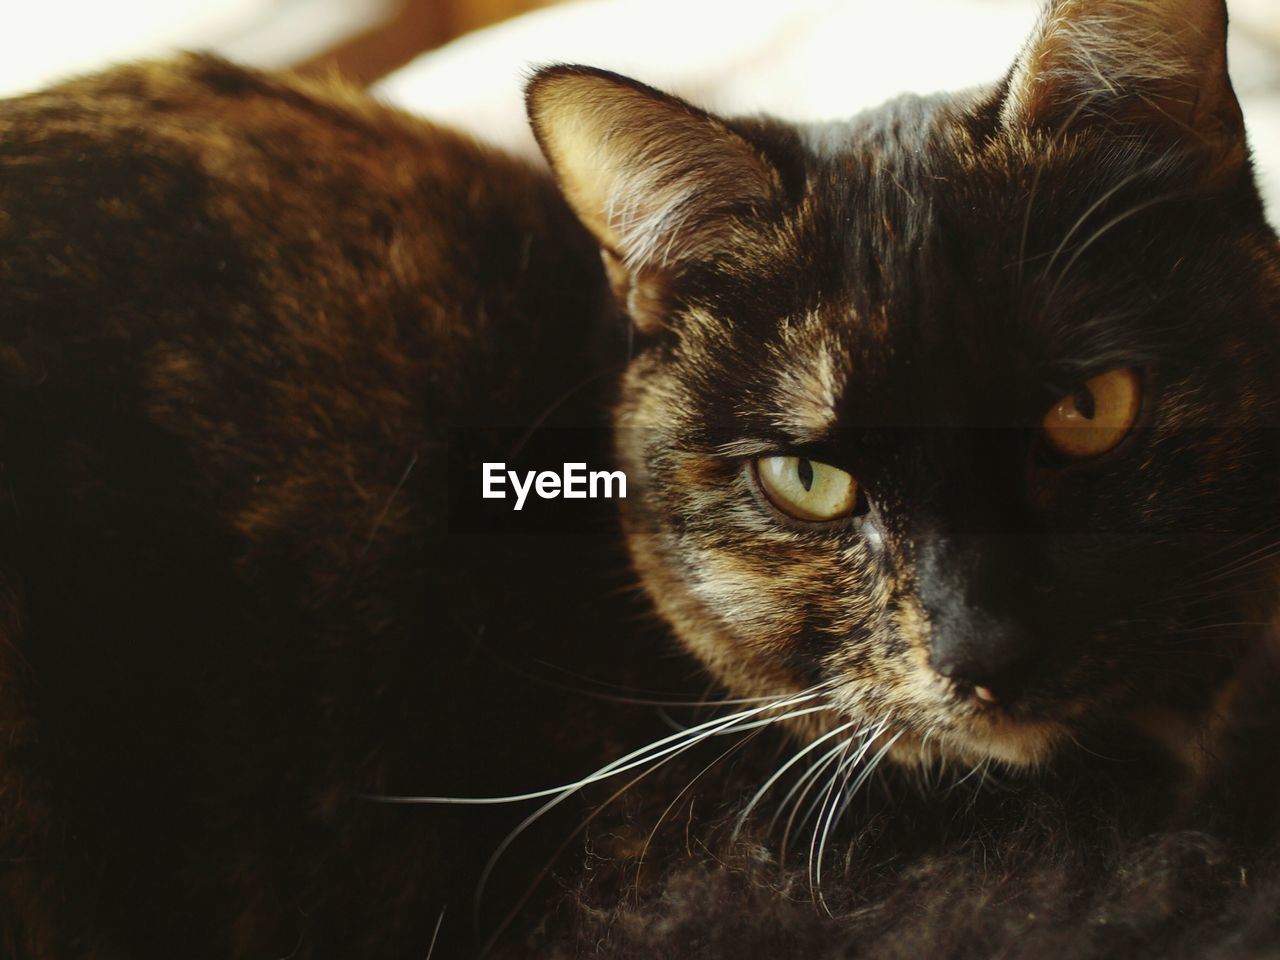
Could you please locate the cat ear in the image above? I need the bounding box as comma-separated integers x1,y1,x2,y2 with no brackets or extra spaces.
526,65,783,332
1002,0,1245,178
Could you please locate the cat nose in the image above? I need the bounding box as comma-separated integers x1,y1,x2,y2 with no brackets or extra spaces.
926,607,1035,700
915,533,1041,700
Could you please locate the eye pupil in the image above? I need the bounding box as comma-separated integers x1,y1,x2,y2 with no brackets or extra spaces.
754,456,858,522
1072,386,1096,420
796,458,814,491
1041,367,1141,460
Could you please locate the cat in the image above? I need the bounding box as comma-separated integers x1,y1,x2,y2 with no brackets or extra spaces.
528,0,1277,774
0,56,664,958
516,0,1280,954
0,0,1277,958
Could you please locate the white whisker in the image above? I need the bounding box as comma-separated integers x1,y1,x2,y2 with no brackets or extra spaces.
783,718,890,862
1043,156,1170,281
1046,190,1182,304
768,737,860,849
469,695,829,919
729,718,859,843
424,906,445,960
773,735,858,856
635,727,767,894
814,729,902,915
367,688,827,807
808,737,857,909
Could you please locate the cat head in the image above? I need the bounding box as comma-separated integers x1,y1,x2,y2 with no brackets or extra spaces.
528,0,1280,768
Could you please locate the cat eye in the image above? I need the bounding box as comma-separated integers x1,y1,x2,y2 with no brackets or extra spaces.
1041,368,1141,460
754,456,859,522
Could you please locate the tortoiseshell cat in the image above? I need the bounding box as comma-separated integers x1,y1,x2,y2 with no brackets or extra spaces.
1,0,1277,957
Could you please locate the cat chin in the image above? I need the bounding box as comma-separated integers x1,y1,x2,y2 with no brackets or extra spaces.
884,714,1065,770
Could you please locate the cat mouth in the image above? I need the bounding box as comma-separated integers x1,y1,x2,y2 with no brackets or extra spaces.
900,707,1066,768
823,681,1066,769
936,676,1070,766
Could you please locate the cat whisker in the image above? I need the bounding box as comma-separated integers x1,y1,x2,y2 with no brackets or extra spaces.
1120,537,1280,614
1046,188,1186,306
813,729,903,915
977,756,996,792
1061,729,1126,764
424,906,446,960
1009,88,1115,290
655,705,692,734
730,717,860,844
712,703,833,734
1013,163,1046,301
634,727,768,901
1192,526,1280,565
356,451,418,563
469,695,828,928
948,753,994,794
483,646,785,710
776,735,859,864
478,686,840,949
1042,152,1174,283
842,730,902,814
1192,536,1280,575
504,363,625,461
917,730,936,791
373,685,838,949
366,688,829,807
1169,620,1274,634
1146,575,1280,614
476,755,669,958
961,757,1000,811
1193,543,1280,588
783,719,890,864
807,736,858,909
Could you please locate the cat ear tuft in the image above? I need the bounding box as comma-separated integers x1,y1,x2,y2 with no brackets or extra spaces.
526,65,783,332
1003,0,1245,177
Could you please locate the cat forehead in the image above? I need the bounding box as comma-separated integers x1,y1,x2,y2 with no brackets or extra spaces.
790,88,1173,252
797,91,960,165
778,111,1186,339
664,91,1270,437
678,187,1178,436
713,107,1002,432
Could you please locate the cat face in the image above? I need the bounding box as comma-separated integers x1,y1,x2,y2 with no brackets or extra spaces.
530,0,1280,767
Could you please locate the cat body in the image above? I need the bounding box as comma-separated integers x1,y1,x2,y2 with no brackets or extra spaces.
1,0,1279,957
0,56,654,957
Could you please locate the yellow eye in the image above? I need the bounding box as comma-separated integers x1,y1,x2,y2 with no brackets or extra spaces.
755,456,858,521
1041,367,1141,459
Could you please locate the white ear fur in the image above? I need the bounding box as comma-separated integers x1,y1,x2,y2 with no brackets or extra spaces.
527,66,782,331
1003,0,1244,173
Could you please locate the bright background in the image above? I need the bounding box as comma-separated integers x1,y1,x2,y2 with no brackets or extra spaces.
3,0,1279,217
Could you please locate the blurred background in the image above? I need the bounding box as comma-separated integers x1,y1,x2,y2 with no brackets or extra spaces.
1,0,560,93
3,0,1278,217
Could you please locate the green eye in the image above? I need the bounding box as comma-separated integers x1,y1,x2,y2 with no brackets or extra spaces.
754,456,858,522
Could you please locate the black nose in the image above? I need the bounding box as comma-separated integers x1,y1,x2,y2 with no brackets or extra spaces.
926,605,1035,696
916,534,1041,698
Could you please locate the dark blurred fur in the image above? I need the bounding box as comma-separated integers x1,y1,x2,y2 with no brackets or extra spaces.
0,55,674,958
515,662,1280,956
546,830,1280,960
512,643,1280,957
